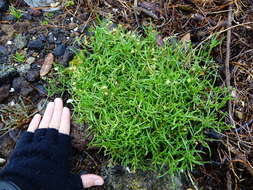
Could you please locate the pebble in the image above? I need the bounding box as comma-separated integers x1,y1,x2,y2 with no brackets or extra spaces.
60,46,74,67
0,45,7,56
0,158,6,166
28,8,42,17
2,15,16,22
0,0,8,12
53,44,66,57
47,33,55,44
0,65,18,84
28,39,44,50
66,99,73,103
0,84,10,103
38,34,46,42
22,13,32,20
14,34,28,49
26,70,40,82
34,84,47,95
26,57,36,64
17,64,31,75
9,88,15,92
6,40,12,45
12,77,33,96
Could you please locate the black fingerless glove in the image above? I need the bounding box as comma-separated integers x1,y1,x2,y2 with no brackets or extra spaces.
0,128,84,190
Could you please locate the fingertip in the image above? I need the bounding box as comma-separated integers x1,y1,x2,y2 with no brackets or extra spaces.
27,114,42,132
80,174,104,188
59,107,71,135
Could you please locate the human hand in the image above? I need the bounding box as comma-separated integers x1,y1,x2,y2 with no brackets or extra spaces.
0,98,104,190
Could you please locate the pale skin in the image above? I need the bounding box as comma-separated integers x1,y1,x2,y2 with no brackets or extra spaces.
27,98,104,188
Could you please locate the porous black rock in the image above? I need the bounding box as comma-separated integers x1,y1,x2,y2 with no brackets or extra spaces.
53,44,66,57
0,0,8,13
26,70,40,82
12,77,33,96
0,45,7,56
0,65,18,85
60,46,74,67
27,39,44,50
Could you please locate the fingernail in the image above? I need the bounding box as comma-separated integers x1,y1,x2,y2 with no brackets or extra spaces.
95,179,103,186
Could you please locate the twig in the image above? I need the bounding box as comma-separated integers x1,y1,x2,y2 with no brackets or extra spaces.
194,21,253,50
187,171,199,190
225,4,235,126
133,0,140,28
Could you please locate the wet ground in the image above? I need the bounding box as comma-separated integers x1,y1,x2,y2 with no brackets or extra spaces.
0,0,253,189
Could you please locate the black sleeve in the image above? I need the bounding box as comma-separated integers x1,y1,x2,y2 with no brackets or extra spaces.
0,180,21,190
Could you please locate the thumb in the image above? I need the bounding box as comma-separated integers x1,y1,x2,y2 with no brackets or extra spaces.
80,174,104,188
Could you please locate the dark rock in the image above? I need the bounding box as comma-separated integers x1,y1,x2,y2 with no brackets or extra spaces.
0,84,10,103
34,84,47,95
17,64,31,76
60,46,74,67
38,34,46,42
28,8,42,17
0,0,8,13
12,77,33,96
0,45,7,56
26,70,40,82
47,33,55,44
53,44,66,57
28,39,44,50
14,34,27,49
22,13,32,20
0,65,18,85
2,15,16,22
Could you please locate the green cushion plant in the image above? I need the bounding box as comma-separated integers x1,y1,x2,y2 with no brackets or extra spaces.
48,23,229,174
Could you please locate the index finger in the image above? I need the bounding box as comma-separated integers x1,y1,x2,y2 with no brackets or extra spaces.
59,107,71,135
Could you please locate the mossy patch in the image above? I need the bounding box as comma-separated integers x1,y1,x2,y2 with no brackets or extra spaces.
48,23,230,174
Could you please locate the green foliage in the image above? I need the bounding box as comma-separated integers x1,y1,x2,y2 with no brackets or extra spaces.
9,6,23,20
64,0,75,8
13,52,25,63
49,23,230,174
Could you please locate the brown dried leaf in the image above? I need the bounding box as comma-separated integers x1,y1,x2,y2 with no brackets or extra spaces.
181,33,191,43
40,53,54,77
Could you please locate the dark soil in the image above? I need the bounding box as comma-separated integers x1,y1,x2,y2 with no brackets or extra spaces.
0,0,253,189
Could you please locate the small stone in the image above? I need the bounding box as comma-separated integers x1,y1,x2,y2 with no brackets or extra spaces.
9,88,15,92
28,39,44,50
2,15,16,22
0,84,10,103
6,40,12,45
38,34,46,42
66,99,73,103
60,46,74,67
0,0,8,12
22,13,32,20
34,84,47,95
53,44,66,57
14,34,28,49
0,158,6,166
26,57,36,64
17,64,31,75
26,70,40,82
0,65,18,84
47,33,55,44
28,8,42,17
12,77,33,96
0,45,7,56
